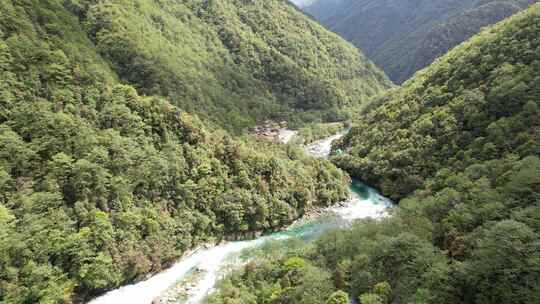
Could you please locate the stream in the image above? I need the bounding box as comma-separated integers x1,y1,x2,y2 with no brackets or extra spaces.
88,132,391,304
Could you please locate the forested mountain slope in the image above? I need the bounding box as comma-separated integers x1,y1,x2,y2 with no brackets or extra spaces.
207,5,540,304
75,0,391,132
333,2,540,200
305,0,536,83
0,0,351,302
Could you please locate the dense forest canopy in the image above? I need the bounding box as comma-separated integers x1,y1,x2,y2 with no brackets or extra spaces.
208,4,540,304
3,0,540,303
71,0,391,132
333,2,540,201
0,0,356,302
304,0,537,83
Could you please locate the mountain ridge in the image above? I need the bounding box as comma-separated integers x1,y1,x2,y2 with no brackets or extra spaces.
0,0,363,302
333,2,540,200
206,4,540,304
76,0,392,132
305,0,537,83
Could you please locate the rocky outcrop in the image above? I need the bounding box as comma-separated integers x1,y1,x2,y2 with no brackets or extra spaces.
250,120,289,142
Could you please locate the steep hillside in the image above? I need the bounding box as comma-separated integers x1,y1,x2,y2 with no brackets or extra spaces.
76,0,391,132
207,5,540,304
0,0,351,302
334,3,540,200
305,0,536,83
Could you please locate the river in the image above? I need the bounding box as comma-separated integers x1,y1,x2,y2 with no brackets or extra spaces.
88,132,391,304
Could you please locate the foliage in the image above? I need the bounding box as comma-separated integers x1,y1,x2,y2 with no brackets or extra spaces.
291,122,347,145
209,4,540,304
0,0,352,302
305,0,536,83
78,0,391,132
358,294,384,304
326,290,348,304
206,241,334,304
334,3,540,201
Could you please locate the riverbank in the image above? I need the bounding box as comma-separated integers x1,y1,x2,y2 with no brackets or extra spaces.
88,188,390,304
87,131,390,304
249,120,290,142
290,122,347,145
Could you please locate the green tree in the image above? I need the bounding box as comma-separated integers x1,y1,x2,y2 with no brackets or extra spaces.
359,293,384,304
465,220,540,304
326,290,349,304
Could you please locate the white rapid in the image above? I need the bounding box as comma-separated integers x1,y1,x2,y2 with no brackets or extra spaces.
303,131,347,158
278,129,298,144
88,132,390,304
87,242,254,304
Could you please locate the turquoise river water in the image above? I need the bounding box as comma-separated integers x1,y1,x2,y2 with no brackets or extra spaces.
88,133,391,304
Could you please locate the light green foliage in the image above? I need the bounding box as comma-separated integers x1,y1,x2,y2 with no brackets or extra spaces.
283,257,308,272
206,248,334,304
210,4,540,304
326,290,349,304
78,0,391,132
0,0,352,302
358,294,384,304
306,0,536,84
357,281,391,304
334,4,540,201
372,282,391,302
291,122,347,145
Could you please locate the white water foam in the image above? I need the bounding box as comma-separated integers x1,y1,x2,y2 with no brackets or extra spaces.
87,241,254,304
331,195,388,221
304,132,346,158
278,129,298,144
88,131,389,304
88,192,388,304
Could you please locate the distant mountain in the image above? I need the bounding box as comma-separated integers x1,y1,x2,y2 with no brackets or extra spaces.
206,5,540,304
0,0,365,301
305,0,537,83
333,2,540,201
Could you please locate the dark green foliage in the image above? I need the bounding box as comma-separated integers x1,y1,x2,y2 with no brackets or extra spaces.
206,242,335,304
463,220,540,303
78,0,391,132
206,220,446,304
334,4,540,201
330,4,540,303
304,0,536,83
0,0,352,302
209,5,540,304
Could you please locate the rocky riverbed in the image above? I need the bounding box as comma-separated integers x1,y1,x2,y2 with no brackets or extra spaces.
88,131,390,304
